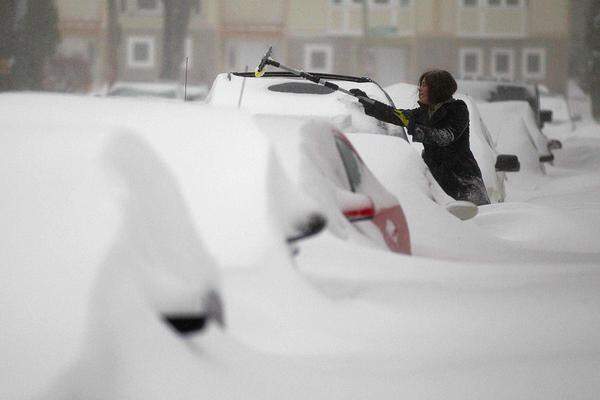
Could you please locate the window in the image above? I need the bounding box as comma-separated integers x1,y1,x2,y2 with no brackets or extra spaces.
193,0,202,14
459,48,482,78
335,136,363,191
491,48,514,79
330,0,343,5
304,44,333,73
461,0,479,7
137,0,158,10
120,0,127,12
399,0,410,6
487,0,522,6
127,37,154,68
523,48,546,79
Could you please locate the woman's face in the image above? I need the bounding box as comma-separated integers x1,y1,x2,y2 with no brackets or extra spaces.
418,80,430,105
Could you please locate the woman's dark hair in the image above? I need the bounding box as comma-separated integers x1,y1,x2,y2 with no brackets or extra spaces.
418,70,457,104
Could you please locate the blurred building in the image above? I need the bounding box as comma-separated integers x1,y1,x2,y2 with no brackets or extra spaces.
52,0,570,93
53,0,106,91
283,0,569,93
116,0,219,85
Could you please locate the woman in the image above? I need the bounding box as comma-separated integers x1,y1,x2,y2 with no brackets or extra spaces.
350,70,490,206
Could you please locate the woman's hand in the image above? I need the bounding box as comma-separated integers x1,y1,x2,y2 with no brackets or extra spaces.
349,88,371,105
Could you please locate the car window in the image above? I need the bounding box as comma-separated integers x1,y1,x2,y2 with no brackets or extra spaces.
335,136,362,192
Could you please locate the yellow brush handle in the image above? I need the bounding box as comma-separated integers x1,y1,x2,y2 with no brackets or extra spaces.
394,109,409,126
255,68,266,78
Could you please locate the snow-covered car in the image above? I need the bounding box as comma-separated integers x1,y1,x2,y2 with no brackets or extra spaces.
206,71,407,138
2,92,413,399
457,79,556,166
477,101,554,176
456,79,553,128
207,72,485,216
3,93,600,400
540,93,578,138
385,82,520,203
256,114,411,254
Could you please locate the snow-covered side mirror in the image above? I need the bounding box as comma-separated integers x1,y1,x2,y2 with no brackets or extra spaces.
445,200,478,221
286,213,327,243
495,154,520,172
547,139,562,150
163,290,225,335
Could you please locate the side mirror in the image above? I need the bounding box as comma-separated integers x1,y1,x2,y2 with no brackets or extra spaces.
547,139,562,150
162,290,225,335
495,154,520,172
446,200,478,220
540,109,553,124
286,213,327,243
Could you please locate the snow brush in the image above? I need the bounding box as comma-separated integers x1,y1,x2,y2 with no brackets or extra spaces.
254,46,377,106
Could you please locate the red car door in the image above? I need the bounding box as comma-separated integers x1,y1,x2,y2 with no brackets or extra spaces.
334,132,411,255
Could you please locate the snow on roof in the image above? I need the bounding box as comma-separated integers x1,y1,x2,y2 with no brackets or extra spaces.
207,73,395,135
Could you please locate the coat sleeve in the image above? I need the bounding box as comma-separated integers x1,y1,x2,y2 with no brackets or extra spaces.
409,101,469,147
362,99,412,127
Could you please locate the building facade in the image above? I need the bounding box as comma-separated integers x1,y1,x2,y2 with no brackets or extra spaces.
54,0,106,91
115,0,219,85
283,0,570,93
53,0,570,93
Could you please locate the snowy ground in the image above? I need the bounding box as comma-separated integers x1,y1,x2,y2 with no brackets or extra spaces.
2,93,600,399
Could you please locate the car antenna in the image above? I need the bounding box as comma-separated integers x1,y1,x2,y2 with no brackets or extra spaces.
237,65,249,108
184,56,189,102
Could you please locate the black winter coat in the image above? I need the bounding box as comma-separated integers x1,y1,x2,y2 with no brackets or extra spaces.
364,98,490,205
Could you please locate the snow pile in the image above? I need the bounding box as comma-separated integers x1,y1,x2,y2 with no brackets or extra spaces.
2,93,600,400
0,118,221,398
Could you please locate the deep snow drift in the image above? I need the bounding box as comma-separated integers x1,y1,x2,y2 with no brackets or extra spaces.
1,93,600,400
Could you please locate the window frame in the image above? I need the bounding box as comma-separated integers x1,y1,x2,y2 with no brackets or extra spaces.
460,0,480,7
193,0,202,15
486,0,523,7
459,47,483,78
135,0,161,14
335,136,363,192
127,36,155,69
491,48,515,80
522,47,547,80
304,44,334,73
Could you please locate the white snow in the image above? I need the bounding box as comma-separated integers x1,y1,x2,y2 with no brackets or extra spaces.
2,92,600,400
